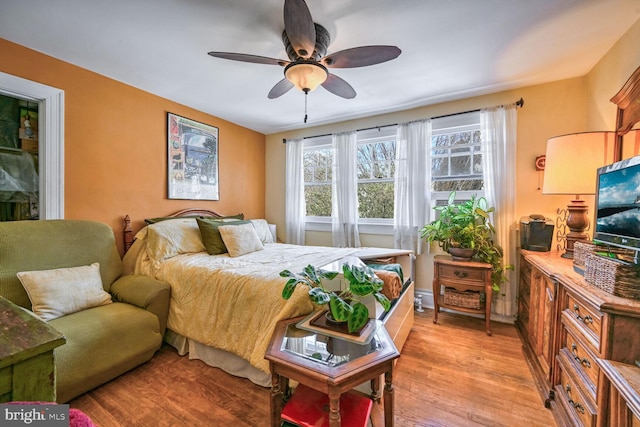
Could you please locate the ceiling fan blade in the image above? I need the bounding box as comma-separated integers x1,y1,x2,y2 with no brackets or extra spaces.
208,52,288,66
322,46,401,68
283,0,316,59
321,74,356,99
268,78,294,99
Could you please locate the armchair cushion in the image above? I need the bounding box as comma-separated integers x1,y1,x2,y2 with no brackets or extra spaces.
110,274,171,336
17,263,112,321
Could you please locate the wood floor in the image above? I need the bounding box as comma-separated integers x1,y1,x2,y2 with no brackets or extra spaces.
70,309,557,427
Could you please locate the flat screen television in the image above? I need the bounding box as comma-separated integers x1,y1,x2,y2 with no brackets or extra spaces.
593,154,640,263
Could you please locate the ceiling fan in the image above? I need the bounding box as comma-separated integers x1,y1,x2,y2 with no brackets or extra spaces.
207,0,401,101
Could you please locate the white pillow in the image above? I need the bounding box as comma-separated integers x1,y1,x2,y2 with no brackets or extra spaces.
219,222,264,257
146,218,206,264
250,219,275,244
17,263,112,321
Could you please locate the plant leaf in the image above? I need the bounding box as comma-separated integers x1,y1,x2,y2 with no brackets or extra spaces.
347,302,369,333
281,278,299,300
373,292,391,311
308,287,331,305
328,295,352,321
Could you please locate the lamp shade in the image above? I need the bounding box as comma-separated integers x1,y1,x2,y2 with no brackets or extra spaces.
542,131,616,196
285,62,328,93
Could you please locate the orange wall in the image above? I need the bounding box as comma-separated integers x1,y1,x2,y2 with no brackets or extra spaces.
0,38,266,254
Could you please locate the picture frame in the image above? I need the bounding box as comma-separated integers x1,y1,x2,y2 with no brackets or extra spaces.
167,112,219,200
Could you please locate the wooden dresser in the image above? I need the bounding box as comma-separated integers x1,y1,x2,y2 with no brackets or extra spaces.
598,360,640,427
0,296,66,402
516,251,640,427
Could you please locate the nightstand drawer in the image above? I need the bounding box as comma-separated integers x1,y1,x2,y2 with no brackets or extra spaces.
438,264,486,283
563,293,602,347
557,357,597,427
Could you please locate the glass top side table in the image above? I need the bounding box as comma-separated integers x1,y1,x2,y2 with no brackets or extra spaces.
265,315,400,427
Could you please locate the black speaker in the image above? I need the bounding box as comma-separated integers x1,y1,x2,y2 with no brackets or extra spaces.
520,215,554,252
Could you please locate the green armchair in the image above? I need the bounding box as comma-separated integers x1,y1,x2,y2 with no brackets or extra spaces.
0,219,170,403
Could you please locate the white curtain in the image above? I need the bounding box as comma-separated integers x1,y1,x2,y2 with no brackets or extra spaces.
394,119,432,254
285,138,306,245
332,131,360,247
481,105,518,317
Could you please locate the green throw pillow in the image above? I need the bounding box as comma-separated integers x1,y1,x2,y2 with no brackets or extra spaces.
196,218,250,255
145,213,244,225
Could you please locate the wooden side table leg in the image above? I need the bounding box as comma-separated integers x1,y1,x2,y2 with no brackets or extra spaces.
432,276,440,324
485,277,493,336
270,371,284,427
384,369,394,426
328,389,341,427
371,376,381,402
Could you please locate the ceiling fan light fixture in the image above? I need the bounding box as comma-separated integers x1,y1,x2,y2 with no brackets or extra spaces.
284,62,328,93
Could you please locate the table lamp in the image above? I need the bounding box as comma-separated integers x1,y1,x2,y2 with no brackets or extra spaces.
542,131,616,258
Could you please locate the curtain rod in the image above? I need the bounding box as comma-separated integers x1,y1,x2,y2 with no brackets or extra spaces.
282,97,524,143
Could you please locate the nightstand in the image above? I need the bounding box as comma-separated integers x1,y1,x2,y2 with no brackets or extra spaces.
432,255,493,336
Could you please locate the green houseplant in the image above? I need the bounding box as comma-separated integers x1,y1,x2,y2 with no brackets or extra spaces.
280,262,391,333
419,191,513,291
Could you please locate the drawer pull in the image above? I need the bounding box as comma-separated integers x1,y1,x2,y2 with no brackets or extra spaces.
454,271,468,279
565,384,586,414
571,344,592,368
573,304,593,324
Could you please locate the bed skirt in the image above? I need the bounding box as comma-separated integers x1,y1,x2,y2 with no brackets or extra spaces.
164,329,272,387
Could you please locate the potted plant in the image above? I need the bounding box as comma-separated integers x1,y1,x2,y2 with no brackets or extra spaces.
420,191,513,291
280,261,391,333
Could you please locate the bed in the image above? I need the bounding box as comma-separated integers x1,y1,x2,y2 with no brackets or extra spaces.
122,209,415,386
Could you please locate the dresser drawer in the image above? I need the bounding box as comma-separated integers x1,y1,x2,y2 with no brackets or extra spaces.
556,356,597,427
563,293,602,348
561,317,599,392
438,263,486,283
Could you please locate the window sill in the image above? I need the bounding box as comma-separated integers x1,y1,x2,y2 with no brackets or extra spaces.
305,219,394,236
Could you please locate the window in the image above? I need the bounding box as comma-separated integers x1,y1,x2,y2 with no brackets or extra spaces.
303,136,332,218
431,112,484,210
356,127,396,219
303,127,396,221
300,111,483,230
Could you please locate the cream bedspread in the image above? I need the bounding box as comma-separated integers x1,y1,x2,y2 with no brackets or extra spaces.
133,243,358,375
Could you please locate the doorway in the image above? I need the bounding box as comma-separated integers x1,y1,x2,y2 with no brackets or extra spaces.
0,71,64,219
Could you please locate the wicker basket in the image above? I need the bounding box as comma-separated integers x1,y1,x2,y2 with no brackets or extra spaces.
574,242,597,268
573,242,632,268
443,287,481,309
584,253,640,300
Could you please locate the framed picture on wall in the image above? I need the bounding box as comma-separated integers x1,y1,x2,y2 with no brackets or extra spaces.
167,112,219,200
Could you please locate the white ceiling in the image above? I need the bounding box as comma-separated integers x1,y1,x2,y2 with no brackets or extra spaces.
1,0,639,134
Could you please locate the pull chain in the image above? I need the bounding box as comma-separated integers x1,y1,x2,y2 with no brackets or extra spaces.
303,88,309,123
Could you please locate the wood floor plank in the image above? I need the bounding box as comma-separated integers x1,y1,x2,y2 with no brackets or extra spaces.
70,309,557,426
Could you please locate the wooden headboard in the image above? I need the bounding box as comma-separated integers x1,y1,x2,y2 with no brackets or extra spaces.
123,208,226,252
610,65,640,160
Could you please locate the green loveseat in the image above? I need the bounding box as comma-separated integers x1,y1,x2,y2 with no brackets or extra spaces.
0,219,170,403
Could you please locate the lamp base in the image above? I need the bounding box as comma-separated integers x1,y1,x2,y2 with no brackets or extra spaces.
560,198,591,259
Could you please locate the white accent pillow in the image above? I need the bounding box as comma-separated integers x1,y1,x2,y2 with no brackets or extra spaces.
17,263,113,321
219,222,264,257
250,219,275,244
146,218,206,264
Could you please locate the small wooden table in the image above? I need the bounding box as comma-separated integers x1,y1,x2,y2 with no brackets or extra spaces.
0,296,66,402
265,316,400,427
432,255,493,336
